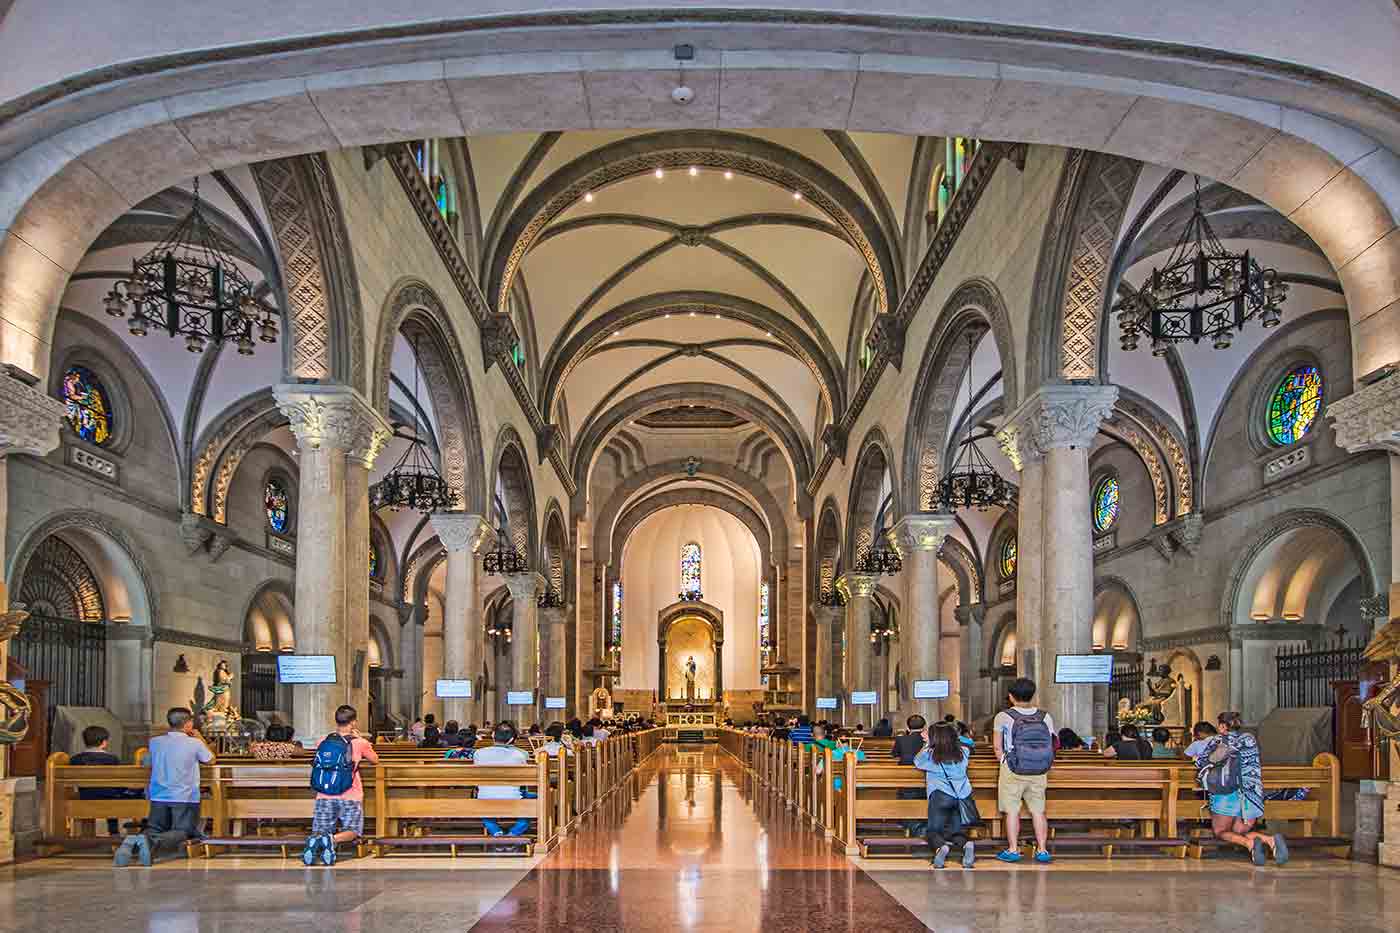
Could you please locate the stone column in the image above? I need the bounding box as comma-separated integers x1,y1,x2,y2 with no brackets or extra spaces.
539,605,568,704
344,460,372,715
430,513,488,725
1330,373,1400,620
890,513,956,722
811,605,842,705
839,572,880,727
504,572,544,723
0,374,64,865
997,384,1117,734
955,605,986,724
396,604,420,718
575,549,597,711
274,384,392,742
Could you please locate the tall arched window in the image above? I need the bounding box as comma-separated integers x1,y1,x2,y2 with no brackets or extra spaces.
1092,475,1120,533
999,535,1017,580
369,539,380,579
610,581,623,651
265,477,290,534
759,581,771,686
1266,364,1323,446
680,543,702,599
61,365,113,446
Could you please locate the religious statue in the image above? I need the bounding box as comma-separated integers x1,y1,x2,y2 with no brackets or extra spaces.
0,608,32,745
1362,620,1400,740
1117,659,1177,726
685,655,697,702
196,659,240,725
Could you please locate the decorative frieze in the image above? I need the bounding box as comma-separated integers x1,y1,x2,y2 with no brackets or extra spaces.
0,374,64,459
267,535,295,558
273,383,392,468
1093,532,1116,554
1329,371,1400,454
1263,444,1310,482
888,513,956,554
430,513,489,554
67,444,117,481
996,384,1119,470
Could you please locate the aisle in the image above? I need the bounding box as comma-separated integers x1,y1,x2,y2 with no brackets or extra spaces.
468,744,934,930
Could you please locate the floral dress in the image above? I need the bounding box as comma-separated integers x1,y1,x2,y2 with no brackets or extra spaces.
1194,731,1264,821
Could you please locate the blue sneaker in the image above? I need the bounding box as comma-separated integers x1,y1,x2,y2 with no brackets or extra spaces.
995,849,1022,863
112,836,136,867
134,835,153,867
320,837,337,866
1034,849,1053,864
301,834,323,866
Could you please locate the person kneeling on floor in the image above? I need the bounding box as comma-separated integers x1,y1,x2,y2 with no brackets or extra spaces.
914,721,977,869
303,704,378,866
474,722,532,838
114,707,214,866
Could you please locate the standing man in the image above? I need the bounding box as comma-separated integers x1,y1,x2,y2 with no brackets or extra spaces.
114,707,214,866
992,678,1054,864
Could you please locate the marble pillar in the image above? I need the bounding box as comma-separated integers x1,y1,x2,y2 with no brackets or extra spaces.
811,605,842,705
839,572,880,727
505,572,544,723
430,513,488,725
997,384,1117,734
396,603,420,719
890,513,956,722
1329,372,1400,621
539,605,568,704
274,384,392,742
0,373,64,864
955,605,986,724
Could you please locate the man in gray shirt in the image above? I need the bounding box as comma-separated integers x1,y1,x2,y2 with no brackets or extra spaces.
115,707,214,866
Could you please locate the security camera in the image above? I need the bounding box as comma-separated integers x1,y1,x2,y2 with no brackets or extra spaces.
672,85,695,105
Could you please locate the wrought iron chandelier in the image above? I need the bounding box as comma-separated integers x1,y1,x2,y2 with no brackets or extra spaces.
1117,176,1287,354
486,617,512,643
483,527,529,576
933,332,1015,511
537,584,564,609
369,337,459,514
105,178,279,355
853,541,902,576
817,587,847,608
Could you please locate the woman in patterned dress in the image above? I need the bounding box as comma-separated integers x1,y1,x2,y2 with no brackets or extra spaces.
1193,711,1289,866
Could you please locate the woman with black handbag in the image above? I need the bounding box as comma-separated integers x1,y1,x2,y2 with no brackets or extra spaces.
914,721,979,868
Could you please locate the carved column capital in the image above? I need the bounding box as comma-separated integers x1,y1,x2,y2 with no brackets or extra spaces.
954,604,987,628
812,605,844,626
431,512,489,554
889,512,956,554
273,383,393,468
0,372,64,459
996,384,1119,470
504,571,546,601
1328,372,1400,455
838,572,880,599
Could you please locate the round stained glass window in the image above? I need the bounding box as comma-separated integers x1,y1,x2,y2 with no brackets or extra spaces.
265,478,289,534
999,535,1017,579
1267,364,1323,446
1093,476,1119,533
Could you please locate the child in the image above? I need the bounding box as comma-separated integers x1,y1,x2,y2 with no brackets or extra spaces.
70,725,128,836
303,704,378,866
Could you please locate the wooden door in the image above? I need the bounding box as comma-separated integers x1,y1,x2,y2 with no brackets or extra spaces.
9,679,49,777
1333,679,1373,781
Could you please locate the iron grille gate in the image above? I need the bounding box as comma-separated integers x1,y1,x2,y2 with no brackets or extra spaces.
11,614,107,750
1275,637,1365,709
241,655,278,714
1109,659,1144,715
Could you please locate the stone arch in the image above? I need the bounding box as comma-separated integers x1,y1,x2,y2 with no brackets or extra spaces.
489,424,538,559
656,598,725,700
371,277,487,514
814,497,843,600
610,490,774,578
540,498,570,599
241,579,296,653
937,535,982,608
1218,508,1380,632
901,277,1018,511
985,609,1018,672
368,613,396,670
1093,575,1145,652
8,510,159,628
368,512,397,587
845,426,899,566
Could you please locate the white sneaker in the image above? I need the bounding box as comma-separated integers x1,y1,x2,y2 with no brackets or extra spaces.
933,844,950,868
112,836,137,867
962,841,976,868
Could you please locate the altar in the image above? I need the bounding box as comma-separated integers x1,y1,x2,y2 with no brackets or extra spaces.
657,600,724,705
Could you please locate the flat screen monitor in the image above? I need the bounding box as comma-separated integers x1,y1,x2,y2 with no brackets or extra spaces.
815,697,838,710
434,679,472,699
849,690,878,705
276,655,337,684
506,691,534,705
1054,654,1114,685
912,679,950,699
544,697,566,710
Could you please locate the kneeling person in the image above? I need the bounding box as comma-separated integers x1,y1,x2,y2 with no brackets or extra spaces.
115,708,214,866
304,704,378,866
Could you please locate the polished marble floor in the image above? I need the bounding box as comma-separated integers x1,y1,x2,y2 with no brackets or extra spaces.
5,746,1399,931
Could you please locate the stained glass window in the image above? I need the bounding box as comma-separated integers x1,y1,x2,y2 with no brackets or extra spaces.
265,477,289,534
680,542,702,599
999,535,1017,579
611,581,623,649
1267,364,1323,446
61,366,112,446
1093,475,1120,533
759,582,771,687
369,539,380,579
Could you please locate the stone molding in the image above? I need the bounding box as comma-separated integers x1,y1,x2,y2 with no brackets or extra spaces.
430,513,489,554
996,384,1119,470
273,383,392,467
0,374,64,459
812,605,844,626
1140,625,1230,652
889,513,956,553
504,571,545,600
837,572,880,599
954,604,987,627
1329,371,1400,455
538,606,569,626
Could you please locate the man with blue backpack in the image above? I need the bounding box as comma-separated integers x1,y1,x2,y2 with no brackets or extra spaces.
302,704,378,866
991,677,1055,864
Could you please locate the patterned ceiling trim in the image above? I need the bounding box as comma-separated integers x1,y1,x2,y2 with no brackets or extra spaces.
1101,419,1170,525
488,131,898,325
1117,396,1194,516
188,388,277,518
636,406,748,429
211,410,290,524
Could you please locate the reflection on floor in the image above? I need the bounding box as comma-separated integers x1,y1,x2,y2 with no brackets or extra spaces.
5,746,1399,932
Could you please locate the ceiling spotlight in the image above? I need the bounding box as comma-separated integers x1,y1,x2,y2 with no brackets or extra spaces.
671,85,695,105
688,166,699,177
793,191,803,200
724,170,733,180
584,191,594,203
689,311,696,317
614,330,622,337
654,168,665,179
664,313,671,319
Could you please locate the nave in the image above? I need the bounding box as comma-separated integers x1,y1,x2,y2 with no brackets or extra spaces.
6,746,1400,932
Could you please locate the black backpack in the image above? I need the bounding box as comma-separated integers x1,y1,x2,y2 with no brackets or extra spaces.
1200,739,1241,795
1003,709,1054,775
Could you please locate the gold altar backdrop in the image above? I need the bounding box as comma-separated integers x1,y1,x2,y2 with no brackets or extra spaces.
665,617,715,700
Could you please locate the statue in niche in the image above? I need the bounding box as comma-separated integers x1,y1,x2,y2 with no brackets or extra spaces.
196,660,240,727
685,656,697,702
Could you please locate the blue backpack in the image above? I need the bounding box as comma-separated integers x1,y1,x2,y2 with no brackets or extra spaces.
1003,709,1055,776
310,734,357,795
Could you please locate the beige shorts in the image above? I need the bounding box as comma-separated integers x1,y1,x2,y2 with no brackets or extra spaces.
998,763,1048,815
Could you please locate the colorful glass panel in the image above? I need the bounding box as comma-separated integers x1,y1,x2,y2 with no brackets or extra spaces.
62,366,112,446
265,478,289,534
369,540,379,579
759,582,771,685
1267,365,1323,446
1093,476,1120,533
611,581,623,648
680,543,702,599
999,535,1017,579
